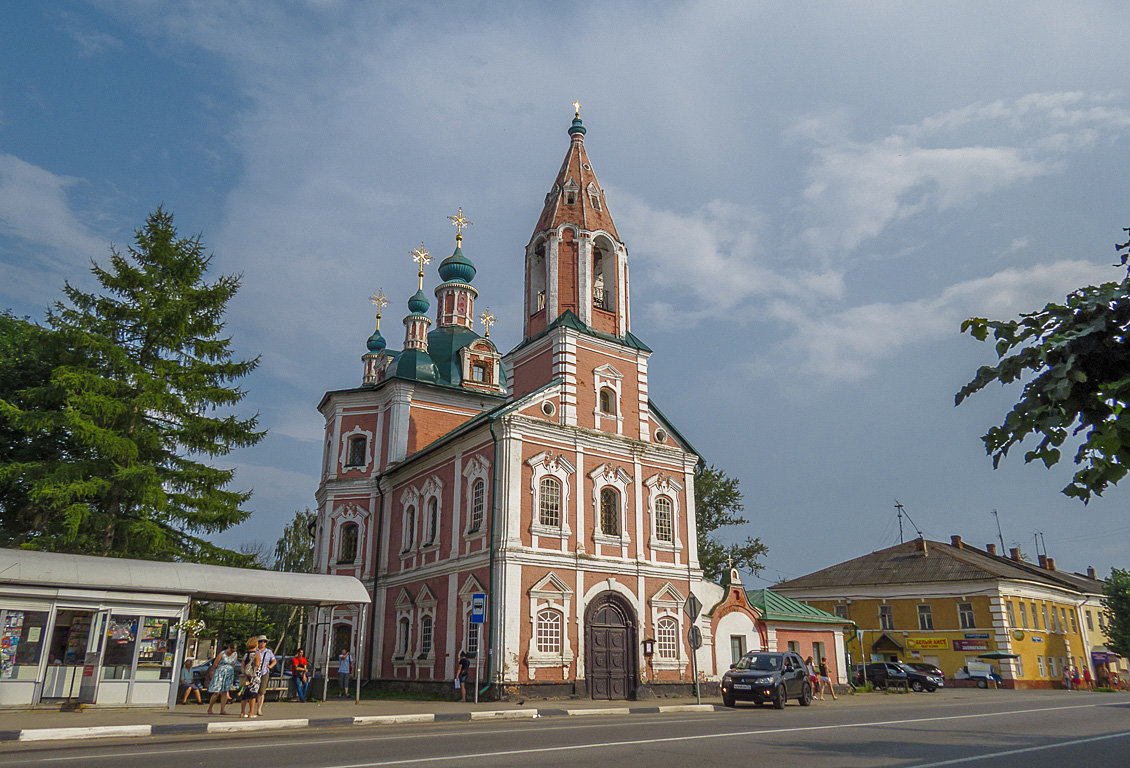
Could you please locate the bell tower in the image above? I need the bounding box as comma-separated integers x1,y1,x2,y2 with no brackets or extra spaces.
523,104,630,341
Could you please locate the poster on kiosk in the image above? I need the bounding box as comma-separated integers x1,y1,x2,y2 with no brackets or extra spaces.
77,609,111,704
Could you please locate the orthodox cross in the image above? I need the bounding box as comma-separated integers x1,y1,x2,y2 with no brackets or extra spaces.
479,308,495,338
411,243,430,289
448,208,472,242
573,100,581,117
369,289,388,330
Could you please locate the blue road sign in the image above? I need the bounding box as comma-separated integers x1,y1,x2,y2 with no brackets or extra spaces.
471,593,486,624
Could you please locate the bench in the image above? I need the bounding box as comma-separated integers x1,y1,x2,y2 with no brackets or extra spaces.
261,676,291,701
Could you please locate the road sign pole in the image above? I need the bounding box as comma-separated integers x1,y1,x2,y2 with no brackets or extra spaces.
692,636,700,705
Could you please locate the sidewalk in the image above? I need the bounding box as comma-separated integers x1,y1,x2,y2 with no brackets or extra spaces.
0,695,722,743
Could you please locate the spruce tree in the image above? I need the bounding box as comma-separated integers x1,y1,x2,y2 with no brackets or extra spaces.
0,208,264,563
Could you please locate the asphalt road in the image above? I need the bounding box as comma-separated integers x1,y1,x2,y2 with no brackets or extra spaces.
3,691,1128,767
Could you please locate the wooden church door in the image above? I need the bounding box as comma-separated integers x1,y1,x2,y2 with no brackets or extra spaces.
587,598,632,700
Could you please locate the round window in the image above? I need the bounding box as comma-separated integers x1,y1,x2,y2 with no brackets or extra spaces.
541,401,556,417
654,428,668,443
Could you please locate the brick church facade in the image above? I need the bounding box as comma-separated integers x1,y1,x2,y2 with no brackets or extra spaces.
312,113,707,698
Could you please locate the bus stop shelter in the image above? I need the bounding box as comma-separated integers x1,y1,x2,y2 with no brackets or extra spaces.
0,548,370,709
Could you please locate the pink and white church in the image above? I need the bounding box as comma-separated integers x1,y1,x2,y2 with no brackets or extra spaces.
311,112,850,698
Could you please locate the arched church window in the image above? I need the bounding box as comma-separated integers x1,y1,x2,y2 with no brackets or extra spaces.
334,623,352,657
346,435,366,467
539,477,561,527
425,497,438,546
600,487,620,536
338,522,359,563
469,479,485,532
536,609,562,654
598,388,616,416
398,618,410,656
657,617,678,659
420,615,433,656
403,505,415,551
472,362,489,383
654,496,673,543
592,242,614,311
530,242,547,314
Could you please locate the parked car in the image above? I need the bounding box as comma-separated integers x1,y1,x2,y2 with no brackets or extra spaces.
905,661,944,678
861,661,944,692
720,651,813,709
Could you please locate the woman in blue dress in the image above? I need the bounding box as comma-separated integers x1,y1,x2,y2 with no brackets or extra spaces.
206,642,239,715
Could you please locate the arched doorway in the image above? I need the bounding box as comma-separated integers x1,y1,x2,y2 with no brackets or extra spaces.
585,592,637,700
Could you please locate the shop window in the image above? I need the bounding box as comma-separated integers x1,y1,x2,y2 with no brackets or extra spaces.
102,615,140,680
918,604,934,631
599,487,620,536
654,496,674,542
346,435,366,467
958,602,975,629
420,616,433,657
425,497,438,546
539,477,561,527
469,479,485,532
598,388,616,415
536,609,562,654
339,522,359,563
879,605,893,630
0,610,49,680
135,617,173,680
657,617,678,659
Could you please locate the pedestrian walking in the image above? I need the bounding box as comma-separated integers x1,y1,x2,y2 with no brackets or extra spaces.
239,637,263,718
338,647,353,698
457,650,470,701
1063,665,1073,691
817,657,838,700
254,635,277,716
1083,665,1093,690
804,656,818,694
292,647,310,702
206,642,239,715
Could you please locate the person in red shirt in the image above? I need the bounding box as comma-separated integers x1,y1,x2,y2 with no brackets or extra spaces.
292,649,309,702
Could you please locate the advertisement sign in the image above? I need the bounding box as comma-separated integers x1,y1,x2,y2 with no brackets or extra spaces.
953,640,989,651
963,633,990,640
906,637,949,650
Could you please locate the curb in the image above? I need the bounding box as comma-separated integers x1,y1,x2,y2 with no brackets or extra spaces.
2,704,721,744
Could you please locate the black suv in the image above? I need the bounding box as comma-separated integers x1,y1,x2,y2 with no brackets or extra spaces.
861,661,944,692
720,651,813,709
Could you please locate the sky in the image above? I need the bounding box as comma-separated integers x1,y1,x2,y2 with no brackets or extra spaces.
3,1,1130,585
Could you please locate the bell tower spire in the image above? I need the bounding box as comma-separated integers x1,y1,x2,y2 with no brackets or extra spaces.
523,105,630,342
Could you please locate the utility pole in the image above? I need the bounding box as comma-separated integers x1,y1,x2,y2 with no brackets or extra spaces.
992,509,1005,553
895,500,905,544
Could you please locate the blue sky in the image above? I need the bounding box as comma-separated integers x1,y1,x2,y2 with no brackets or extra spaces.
3,1,1130,583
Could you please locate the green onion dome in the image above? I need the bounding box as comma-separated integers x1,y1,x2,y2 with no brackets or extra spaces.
407,288,430,314
437,245,476,283
568,115,586,137
366,329,386,353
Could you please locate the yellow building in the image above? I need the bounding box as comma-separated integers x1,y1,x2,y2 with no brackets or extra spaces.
775,536,1121,689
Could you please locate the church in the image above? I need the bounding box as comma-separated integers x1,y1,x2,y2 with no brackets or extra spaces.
311,111,851,698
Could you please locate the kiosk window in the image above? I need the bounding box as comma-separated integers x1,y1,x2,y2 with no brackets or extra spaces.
1,610,49,681
136,617,174,680
102,615,139,680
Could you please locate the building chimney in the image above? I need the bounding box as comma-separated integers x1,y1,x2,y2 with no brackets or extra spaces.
986,543,997,556
1009,547,1021,561
1087,566,1096,579
950,535,964,549
1046,557,1056,572
1038,555,1048,568
914,537,928,556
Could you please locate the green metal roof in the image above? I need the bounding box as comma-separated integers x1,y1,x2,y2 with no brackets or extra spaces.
508,310,653,357
746,588,850,625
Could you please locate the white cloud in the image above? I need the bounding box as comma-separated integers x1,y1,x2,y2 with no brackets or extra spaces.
764,259,1118,382
55,13,124,57
797,93,1130,256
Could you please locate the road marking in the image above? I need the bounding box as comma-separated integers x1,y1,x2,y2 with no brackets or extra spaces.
310,702,1120,767
909,730,1130,767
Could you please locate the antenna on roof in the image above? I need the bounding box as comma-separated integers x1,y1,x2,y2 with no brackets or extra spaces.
895,499,905,544
991,509,1006,553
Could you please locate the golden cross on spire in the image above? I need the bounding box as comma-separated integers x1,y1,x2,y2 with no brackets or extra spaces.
573,100,581,117
410,243,430,289
727,553,734,573
369,289,387,330
448,207,472,242
479,307,495,338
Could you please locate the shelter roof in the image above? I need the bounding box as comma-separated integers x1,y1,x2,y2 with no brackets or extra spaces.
0,548,371,606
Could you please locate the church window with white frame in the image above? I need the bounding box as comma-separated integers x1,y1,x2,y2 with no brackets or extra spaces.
654,496,673,543
470,479,485,532
656,616,678,659
420,615,433,657
535,609,563,654
539,476,561,527
402,505,415,551
346,435,366,467
598,387,616,415
338,522,359,563
425,497,438,546
397,617,410,656
600,487,620,536
466,615,479,657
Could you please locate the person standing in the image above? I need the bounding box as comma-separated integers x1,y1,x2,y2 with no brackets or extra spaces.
206,642,239,715
1083,665,1093,691
292,648,309,702
338,647,353,698
817,657,838,700
239,637,263,718
254,635,277,716
457,650,470,702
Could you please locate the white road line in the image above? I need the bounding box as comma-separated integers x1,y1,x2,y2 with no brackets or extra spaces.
910,730,1130,766
314,703,1119,768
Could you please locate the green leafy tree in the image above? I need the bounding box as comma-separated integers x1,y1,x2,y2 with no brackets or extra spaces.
956,234,1130,502
694,464,768,582
0,208,264,562
268,508,317,653
1102,567,1130,658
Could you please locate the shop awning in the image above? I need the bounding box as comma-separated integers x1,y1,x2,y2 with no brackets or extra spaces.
0,548,370,607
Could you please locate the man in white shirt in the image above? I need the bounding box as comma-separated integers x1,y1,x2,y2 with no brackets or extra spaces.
338,648,353,698
254,635,277,715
